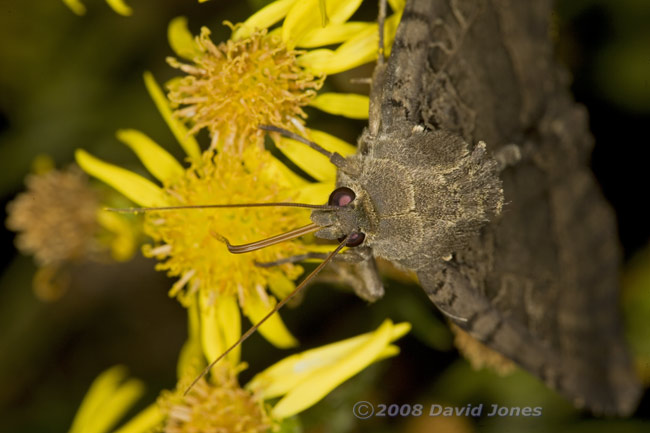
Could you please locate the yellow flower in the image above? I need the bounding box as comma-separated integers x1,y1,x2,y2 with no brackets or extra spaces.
110,318,411,433
248,319,411,418
61,0,132,16
5,159,137,300
167,25,324,154
67,366,149,433
74,0,402,349
165,0,404,152
76,73,350,347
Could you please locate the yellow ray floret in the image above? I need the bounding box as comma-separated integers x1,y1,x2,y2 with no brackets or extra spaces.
75,150,168,207
61,0,132,16
68,366,145,433
309,92,370,119
165,0,405,155
143,72,201,160
271,129,356,182
248,319,411,418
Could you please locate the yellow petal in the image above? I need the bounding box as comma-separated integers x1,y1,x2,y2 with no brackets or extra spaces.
199,300,224,368
233,0,298,40
91,380,144,433
388,0,406,13
75,149,168,207
283,0,363,46
309,24,377,74
318,0,328,26
112,404,165,433
378,344,400,360
243,292,298,349
95,209,137,261
299,13,401,75
199,294,241,369
116,129,184,184
62,0,86,15
248,321,410,400
168,16,202,60
177,300,205,379
267,272,296,299
271,320,400,418
296,48,334,72
310,129,357,156
188,295,201,341
217,294,242,365
261,154,309,189
293,180,334,205
383,11,402,56
68,366,144,433
274,136,335,182
143,72,201,160
309,93,369,119
297,22,373,48
69,366,126,433
105,0,132,16
273,130,355,182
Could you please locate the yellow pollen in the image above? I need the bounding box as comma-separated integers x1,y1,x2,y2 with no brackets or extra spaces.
160,369,272,433
167,27,324,154
142,149,308,306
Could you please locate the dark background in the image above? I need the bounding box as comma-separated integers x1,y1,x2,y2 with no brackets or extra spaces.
1,1,649,432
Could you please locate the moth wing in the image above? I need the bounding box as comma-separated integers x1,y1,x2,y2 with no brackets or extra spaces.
379,0,554,148
418,140,641,414
391,0,641,415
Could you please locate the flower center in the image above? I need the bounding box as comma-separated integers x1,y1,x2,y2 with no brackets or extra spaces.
142,149,308,306
167,27,324,153
161,369,272,433
6,166,99,266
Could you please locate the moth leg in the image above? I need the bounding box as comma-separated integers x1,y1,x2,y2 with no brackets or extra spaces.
494,143,521,171
254,252,329,268
322,247,385,302
332,257,385,302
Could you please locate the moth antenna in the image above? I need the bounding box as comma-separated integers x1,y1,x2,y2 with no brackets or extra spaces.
211,223,321,254
254,252,329,268
259,124,348,169
105,202,338,214
378,0,387,65
184,236,349,395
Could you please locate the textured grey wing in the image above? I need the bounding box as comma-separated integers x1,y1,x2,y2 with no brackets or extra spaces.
386,0,641,415
379,0,554,147
419,98,641,413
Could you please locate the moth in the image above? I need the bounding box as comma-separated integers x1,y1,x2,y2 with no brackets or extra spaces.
304,0,641,416
174,0,641,415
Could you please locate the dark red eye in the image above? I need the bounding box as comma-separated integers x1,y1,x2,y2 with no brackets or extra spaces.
328,187,356,207
338,231,365,247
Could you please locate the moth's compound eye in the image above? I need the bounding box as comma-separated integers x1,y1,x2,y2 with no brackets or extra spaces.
328,187,356,207
339,231,365,247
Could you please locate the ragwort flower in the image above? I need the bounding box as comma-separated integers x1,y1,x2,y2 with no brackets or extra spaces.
165,0,404,152
6,159,137,300
74,0,402,347
98,311,410,433
67,366,146,433
76,73,353,347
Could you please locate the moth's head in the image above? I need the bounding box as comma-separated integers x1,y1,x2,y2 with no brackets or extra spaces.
310,186,372,248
